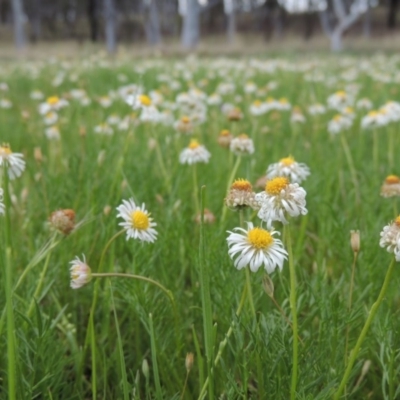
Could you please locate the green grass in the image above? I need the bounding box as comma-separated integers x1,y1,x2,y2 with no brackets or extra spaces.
1,53,400,399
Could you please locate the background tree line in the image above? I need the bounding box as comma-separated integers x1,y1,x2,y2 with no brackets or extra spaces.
0,0,399,52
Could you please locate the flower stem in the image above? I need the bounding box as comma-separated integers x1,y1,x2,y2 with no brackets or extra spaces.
221,156,242,223
92,272,174,305
197,279,247,400
198,186,214,399
3,167,17,400
344,250,359,367
193,164,200,215
334,258,396,399
285,225,299,400
340,133,360,205
26,234,58,318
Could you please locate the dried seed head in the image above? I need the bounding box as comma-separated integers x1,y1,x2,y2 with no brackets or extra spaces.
49,209,76,235
34,147,43,163
195,208,216,224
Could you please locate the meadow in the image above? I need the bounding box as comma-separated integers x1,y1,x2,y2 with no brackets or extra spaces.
0,52,400,399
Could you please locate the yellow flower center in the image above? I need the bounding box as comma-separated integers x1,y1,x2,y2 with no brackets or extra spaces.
181,116,190,123
385,175,400,184
368,110,379,117
265,177,289,195
253,100,262,106
395,216,400,227
279,98,288,104
0,145,12,156
188,139,200,149
238,133,248,139
47,96,59,105
247,227,273,250
220,129,230,136
231,179,252,191
131,210,150,230
333,115,342,122
344,107,353,114
280,156,295,166
139,95,152,106
336,90,346,98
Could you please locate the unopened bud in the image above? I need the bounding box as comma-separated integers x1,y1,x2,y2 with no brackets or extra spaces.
350,230,360,253
103,205,112,216
142,359,149,379
185,353,194,372
34,147,43,163
262,275,274,298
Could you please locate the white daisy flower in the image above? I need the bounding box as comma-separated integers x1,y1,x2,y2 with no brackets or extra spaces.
226,222,288,273
266,156,310,184
0,188,5,215
0,144,26,179
45,125,60,140
179,140,211,165
116,198,158,243
70,255,92,289
327,114,353,135
229,134,254,156
43,111,58,125
255,177,307,226
380,217,400,261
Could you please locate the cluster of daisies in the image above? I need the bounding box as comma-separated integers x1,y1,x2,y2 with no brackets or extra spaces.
225,156,309,274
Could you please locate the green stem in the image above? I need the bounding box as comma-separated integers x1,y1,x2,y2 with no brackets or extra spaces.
149,313,163,400
26,234,57,318
3,167,16,400
154,139,171,193
198,186,214,400
334,258,396,400
221,156,242,222
344,251,359,367
197,280,247,400
388,128,394,170
373,129,378,172
245,267,256,317
340,134,360,205
285,225,298,400
193,164,200,215
92,273,174,306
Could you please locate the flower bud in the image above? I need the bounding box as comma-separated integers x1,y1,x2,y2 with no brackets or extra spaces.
142,359,149,379
185,353,194,372
50,209,75,235
350,230,360,253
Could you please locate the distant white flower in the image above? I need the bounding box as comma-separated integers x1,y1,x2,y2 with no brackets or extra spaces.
328,114,353,135
230,134,254,156
45,125,60,140
308,103,326,115
43,111,58,125
116,198,158,243
0,144,26,179
179,139,211,165
70,255,92,289
361,110,389,129
0,99,12,109
226,222,287,273
255,177,307,226
249,100,267,116
266,156,310,184
94,123,113,135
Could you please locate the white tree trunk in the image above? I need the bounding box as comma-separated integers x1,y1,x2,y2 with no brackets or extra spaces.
103,0,116,54
11,0,26,49
144,0,161,45
226,11,236,43
181,0,200,49
330,28,343,51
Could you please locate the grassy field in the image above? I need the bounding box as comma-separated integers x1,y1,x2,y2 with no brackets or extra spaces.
1,51,400,399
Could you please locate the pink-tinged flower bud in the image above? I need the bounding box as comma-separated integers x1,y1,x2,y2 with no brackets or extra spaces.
69,256,92,289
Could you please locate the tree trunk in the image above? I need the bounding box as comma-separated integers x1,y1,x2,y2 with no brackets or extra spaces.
30,0,41,42
362,5,371,37
273,7,284,39
387,0,398,29
103,0,116,53
144,0,161,45
181,0,200,50
88,0,98,42
330,28,343,52
226,10,235,43
11,0,26,49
